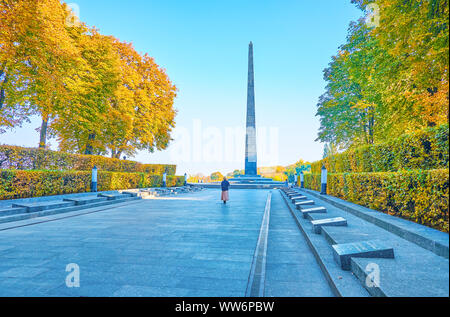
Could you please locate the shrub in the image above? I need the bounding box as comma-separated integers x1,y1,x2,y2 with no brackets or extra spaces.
304,169,449,232
0,170,185,200
0,145,176,175
0,170,91,200
311,124,449,173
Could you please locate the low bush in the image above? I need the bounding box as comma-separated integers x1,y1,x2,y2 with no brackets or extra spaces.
0,145,176,175
303,169,449,232
0,170,185,200
311,124,449,173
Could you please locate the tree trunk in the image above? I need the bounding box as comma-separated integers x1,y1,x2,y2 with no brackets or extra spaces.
84,133,96,155
368,108,374,144
39,116,49,149
0,75,8,110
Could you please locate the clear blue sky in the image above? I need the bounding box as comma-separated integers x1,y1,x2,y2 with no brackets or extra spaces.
0,0,363,176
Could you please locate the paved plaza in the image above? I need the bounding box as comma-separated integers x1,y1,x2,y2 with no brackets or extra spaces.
0,189,333,297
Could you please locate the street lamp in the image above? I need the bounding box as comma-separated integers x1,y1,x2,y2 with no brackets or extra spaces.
162,172,167,188
300,171,304,189
320,165,327,195
91,166,98,192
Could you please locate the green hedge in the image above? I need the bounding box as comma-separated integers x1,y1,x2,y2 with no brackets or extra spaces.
304,169,449,232
311,124,449,173
0,170,185,200
0,145,176,175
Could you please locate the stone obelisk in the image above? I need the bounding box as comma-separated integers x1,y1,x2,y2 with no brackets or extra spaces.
245,42,257,176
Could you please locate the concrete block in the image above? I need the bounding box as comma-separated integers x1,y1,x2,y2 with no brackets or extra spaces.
311,217,347,234
0,207,28,217
332,240,394,270
295,200,315,209
291,195,307,202
300,207,327,218
12,201,74,213
63,197,107,206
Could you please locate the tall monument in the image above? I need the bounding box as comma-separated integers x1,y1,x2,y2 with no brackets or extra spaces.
245,41,257,176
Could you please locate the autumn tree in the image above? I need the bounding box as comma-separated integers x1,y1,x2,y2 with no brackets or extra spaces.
284,159,311,181
1,1,177,157
101,39,177,158
317,0,449,149
0,0,38,131
53,30,122,155
210,171,224,181
0,0,83,147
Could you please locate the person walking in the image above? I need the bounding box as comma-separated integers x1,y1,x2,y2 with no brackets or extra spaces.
221,177,230,204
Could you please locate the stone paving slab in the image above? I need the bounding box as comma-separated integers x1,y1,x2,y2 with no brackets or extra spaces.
0,189,271,297
265,191,334,297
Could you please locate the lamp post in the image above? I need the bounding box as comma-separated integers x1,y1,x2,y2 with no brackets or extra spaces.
91,166,98,192
300,171,304,189
320,165,327,195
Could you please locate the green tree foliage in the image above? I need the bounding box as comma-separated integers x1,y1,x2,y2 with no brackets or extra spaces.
210,171,224,181
284,159,311,182
317,0,448,150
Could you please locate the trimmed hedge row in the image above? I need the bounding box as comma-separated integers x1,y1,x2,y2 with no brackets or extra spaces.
311,124,449,173
0,170,185,200
0,145,176,175
304,169,449,232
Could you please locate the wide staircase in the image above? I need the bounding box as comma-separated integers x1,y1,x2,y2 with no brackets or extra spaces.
0,191,141,225
277,187,449,297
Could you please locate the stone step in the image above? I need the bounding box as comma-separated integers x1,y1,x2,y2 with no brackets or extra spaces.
300,207,327,218
282,188,449,297
350,254,449,297
0,196,141,225
0,207,28,217
311,217,347,234
121,191,138,197
63,197,108,205
12,200,75,213
332,240,395,271
98,193,132,200
301,187,449,259
321,226,379,246
306,213,334,222
279,189,370,297
295,200,315,209
291,195,307,202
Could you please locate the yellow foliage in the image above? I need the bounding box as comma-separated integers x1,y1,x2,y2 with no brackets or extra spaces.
0,170,185,200
304,169,449,232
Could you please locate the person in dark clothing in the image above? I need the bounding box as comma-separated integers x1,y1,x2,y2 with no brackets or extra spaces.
221,177,230,204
